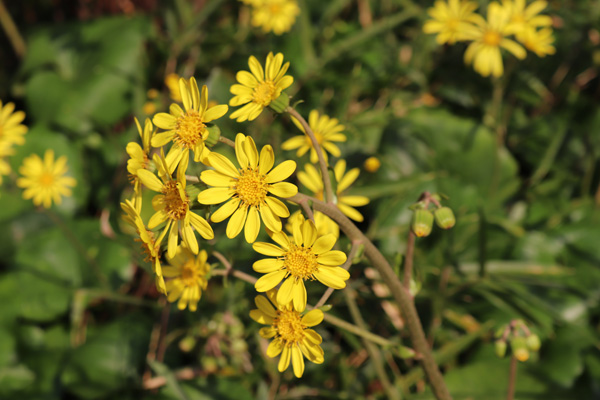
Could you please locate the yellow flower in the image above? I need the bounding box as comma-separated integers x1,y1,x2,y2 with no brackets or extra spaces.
121,198,167,294
423,0,480,44
0,100,28,147
126,117,154,210
282,110,347,164
0,142,14,185
520,27,555,57
250,290,325,378
298,160,369,222
363,156,381,173
287,210,339,238
17,150,76,208
504,0,552,42
197,133,297,243
152,77,228,163
229,52,293,122
165,73,182,103
253,214,349,312
143,102,157,116
250,0,300,35
463,2,526,77
163,246,211,311
137,152,214,259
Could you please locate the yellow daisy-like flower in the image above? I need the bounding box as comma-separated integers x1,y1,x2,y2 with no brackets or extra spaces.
126,117,154,210
121,198,167,294
423,0,480,45
152,77,228,163
137,152,214,259
163,246,211,311
229,52,293,122
250,0,300,35
282,110,347,164
298,161,370,222
0,100,28,147
504,0,552,42
253,214,349,312
287,210,339,238
197,133,298,243
250,290,324,378
521,27,555,57
462,2,527,77
165,73,183,103
17,150,76,208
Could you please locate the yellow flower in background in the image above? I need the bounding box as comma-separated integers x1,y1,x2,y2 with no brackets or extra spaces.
298,161,370,222
121,198,167,294
282,110,347,164
0,100,28,147
463,2,526,77
423,0,480,44
250,290,325,378
17,150,76,208
163,247,211,311
521,27,555,57
126,117,154,210
137,152,214,259
165,73,182,103
250,0,300,35
364,156,381,173
229,52,293,122
287,210,339,238
504,0,552,42
152,77,228,163
197,133,298,243
253,214,348,312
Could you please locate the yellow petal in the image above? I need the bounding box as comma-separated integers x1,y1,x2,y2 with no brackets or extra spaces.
291,346,305,378
252,242,285,256
200,169,233,187
211,198,240,223
250,309,274,325
137,170,163,192
208,152,240,178
235,133,249,169
259,145,275,175
302,309,324,327
203,104,228,122
276,277,295,306
226,206,247,238
314,267,348,289
253,258,283,273
255,295,277,317
259,205,282,232
278,346,291,373
244,136,259,168
264,196,289,218
317,250,347,266
266,338,283,358
189,212,214,240
268,182,298,198
244,206,261,243
255,270,287,292
302,219,317,248
266,160,296,183
292,280,307,312
197,187,234,205
312,234,336,254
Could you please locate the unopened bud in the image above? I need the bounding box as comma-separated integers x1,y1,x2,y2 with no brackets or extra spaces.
511,337,530,362
364,156,381,173
434,207,456,229
269,92,290,113
411,209,434,237
526,334,541,352
398,345,416,359
495,340,507,358
205,124,221,147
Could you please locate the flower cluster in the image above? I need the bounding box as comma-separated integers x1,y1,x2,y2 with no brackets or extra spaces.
423,0,556,77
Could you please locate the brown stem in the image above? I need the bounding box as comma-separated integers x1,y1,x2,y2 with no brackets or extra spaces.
313,240,361,309
403,230,416,292
0,0,26,58
285,107,335,204
296,197,315,223
289,193,452,400
506,356,518,400
218,135,236,148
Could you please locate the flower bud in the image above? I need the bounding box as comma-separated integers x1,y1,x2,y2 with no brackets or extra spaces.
364,156,381,173
495,340,507,358
268,92,290,113
511,337,530,362
434,207,456,229
398,345,416,359
411,209,434,237
526,334,541,352
205,124,221,147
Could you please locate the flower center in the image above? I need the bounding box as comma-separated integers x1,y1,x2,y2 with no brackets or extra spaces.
162,181,189,220
175,110,206,149
235,168,268,207
136,230,158,263
269,4,282,14
446,18,459,31
483,30,501,46
39,172,54,187
181,260,199,286
284,244,318,280
274,309,305,345
252,81,277,107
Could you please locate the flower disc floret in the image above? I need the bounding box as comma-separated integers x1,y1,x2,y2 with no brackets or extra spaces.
235,168,268,207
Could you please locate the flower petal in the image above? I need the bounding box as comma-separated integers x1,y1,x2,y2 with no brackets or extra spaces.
266,160,296,183
266,338,284,358
312,234,337,254
259,145,275,175
244,206,261,243
291,345,305,378
253,258,283,273
302,309,324,327
197,187,234,205
226,206,248,238
208,152,240,178
137,170,163,192
314,267,348,289
268,182,298,198
253,242,285,256
255,295,277,317
255,270,287,292
277,277,295,307
211,198,240,222
278,346,291,373
317,250,347,266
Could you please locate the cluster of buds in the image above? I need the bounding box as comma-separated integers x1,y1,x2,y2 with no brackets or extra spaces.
494,319,541,362
409,192,456,237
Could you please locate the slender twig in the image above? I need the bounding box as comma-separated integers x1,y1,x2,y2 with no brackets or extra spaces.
403,230,416,292
285,107,335,204
218,135,236,148
185,174,200,183
211,268,257,285
0,0,26,58
506,355,518,400
289,193,452,400
322,313,396,348
144,297,168,382
296,197,315,223
313,240,361,309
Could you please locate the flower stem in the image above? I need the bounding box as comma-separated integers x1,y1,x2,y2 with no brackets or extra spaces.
218,135,236,148
285,107,335,204
506,355,518,400
403,230,415,292
0,0,26,58
289,193,453,400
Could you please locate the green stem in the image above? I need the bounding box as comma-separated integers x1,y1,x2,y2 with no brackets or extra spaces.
403,230,416,291
322,313,396,348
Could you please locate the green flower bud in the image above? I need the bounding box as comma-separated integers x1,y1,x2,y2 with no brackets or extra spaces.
495,340,507,358
526,334,541,352
398,345,416,359
268,92,290,113
411,209,434,237
205,124,221,147
434,207,456,229
511,337,530,362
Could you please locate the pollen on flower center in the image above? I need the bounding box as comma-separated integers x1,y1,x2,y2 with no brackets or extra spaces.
235,168,268,207
483,31,501,46
162,181,189,220
40,173,54,187
252,81,277,107
284,244,318,279
175,110,206,149
274,309,305,345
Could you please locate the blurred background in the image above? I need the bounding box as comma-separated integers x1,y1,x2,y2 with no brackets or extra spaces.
1,0,600,399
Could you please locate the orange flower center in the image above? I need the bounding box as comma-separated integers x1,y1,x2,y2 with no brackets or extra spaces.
176,110,206,149
181,260,202,287
235,168,268,207
162,181,189,220
274,309,305,345
39,172,55,187
252,81,277,107
284,244,318,280
483,30,502,46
